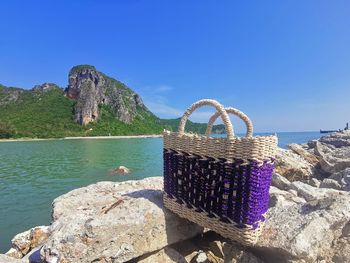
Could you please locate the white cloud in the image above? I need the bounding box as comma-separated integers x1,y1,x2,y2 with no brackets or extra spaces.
190,111,216,123
145,100,219,123
145,101,183,118
154,85,173,92
141,84,235,123
141,84,173,94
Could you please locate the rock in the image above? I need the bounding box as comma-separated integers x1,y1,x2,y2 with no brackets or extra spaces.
283,132,350,181
288,189,298,196
66,65,152,125
40,177,203,263
208,240,224,259
289,181,339,201
8,229,31,257
222,243,264,263
0,254,27,262
22,247,43,263
271,173,291,191
275,148,313,182
170,232,216,263
307,139,317,149
329,168,350,191
32,83,61,93
30,226,50,249
40,247,59,263
331,234,350,263
314,131,350,174
269,186,306,208
319,130,350,148
6,226,50,259
170,230,264,263
309,178,321,188
0,86,24,106
138,247,187,263
256,181,350,262
5,248,23,259
288,143,319,166
193,251,209,263
114,166,130,174
320,178,342,190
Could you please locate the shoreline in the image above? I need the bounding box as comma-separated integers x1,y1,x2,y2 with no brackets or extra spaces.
0,134,163,143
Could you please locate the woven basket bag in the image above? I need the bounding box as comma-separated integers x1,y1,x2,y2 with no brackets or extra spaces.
163,99,278,245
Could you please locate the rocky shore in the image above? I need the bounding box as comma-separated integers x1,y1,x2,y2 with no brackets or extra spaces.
2,131,350,263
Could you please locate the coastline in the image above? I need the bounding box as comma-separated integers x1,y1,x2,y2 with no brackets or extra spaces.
0,134,163,143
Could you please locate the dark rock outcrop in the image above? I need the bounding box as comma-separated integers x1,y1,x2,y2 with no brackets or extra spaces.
65,65,151,125
32,83,61,93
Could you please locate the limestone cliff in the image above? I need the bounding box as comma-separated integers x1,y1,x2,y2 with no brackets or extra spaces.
65,65,152,125
0,85,24,106
32,83,61,93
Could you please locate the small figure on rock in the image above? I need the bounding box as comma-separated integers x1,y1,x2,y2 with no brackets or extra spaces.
111,166,130,175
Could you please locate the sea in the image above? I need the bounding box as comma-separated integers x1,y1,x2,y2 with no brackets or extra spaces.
0,131,322,252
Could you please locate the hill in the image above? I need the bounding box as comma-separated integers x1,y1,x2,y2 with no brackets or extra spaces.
0,66,224,139
159,118,225,134
0,84,85,138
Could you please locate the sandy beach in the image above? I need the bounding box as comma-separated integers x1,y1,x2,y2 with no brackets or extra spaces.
0,134,163,143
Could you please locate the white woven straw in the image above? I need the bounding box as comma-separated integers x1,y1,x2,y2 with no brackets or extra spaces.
205,107,254,137
163,195,264,245
178,99,235,139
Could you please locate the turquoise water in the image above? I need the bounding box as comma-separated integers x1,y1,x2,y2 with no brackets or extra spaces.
0,132,321,252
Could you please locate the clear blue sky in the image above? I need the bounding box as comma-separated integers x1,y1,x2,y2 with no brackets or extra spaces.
0,1,349,132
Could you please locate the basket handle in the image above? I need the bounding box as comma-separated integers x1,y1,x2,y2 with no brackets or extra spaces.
205,107,253,137
178,99,235,140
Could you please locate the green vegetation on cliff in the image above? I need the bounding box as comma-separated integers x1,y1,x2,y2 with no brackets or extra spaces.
0,65,224,139
0,87,224,138
0,87,164,138
159,118,225,134
0,87,83,138
85,105,163,136
69,64,97,75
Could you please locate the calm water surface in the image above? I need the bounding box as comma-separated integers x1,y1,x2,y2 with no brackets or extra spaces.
0,132,321,252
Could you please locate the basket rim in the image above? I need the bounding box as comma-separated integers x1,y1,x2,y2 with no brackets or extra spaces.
163,130,278,142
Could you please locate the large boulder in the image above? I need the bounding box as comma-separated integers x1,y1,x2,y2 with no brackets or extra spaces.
329,168,350,191
274,148,313,181
256,183,350,262
40,177,203,263
288,143,319,166
6,226,50,259
271,173,291,191
320,178,342,190
314,131,350,174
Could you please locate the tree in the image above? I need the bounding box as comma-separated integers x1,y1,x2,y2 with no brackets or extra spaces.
0,122,16,138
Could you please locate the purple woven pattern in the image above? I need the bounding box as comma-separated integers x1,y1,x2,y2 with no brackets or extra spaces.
163,149,274,229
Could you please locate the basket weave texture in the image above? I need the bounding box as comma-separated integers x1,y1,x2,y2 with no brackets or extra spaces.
163,99,278,245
